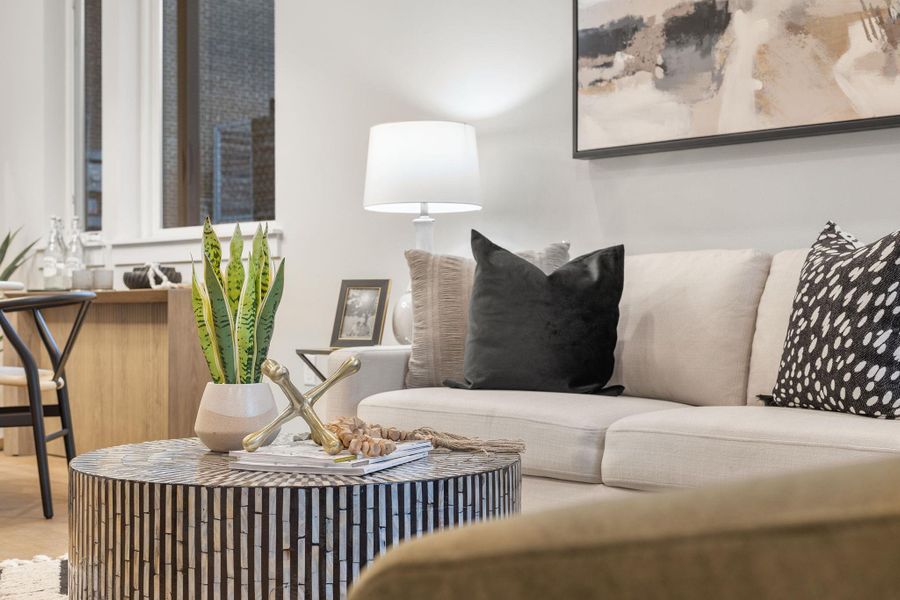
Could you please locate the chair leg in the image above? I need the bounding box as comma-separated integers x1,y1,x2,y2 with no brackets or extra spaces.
56,383,76,462
27,379,53,519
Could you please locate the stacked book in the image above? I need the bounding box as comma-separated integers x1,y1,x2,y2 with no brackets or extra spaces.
229,439,433,475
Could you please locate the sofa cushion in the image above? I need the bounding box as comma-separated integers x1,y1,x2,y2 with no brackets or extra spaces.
453,230,624,394
746,249,808,405
608,249,771,406
601,406,900,491
357,388,683,483
405,242,570,388
772,223,900,418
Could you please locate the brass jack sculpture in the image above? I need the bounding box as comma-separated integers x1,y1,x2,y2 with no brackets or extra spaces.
241,356,361,453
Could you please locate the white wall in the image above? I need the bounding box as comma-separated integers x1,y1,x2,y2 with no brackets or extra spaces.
0,0,68,287
2,0,900,389
271,0,900,364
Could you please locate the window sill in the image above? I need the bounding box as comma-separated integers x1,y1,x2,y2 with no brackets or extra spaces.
110,220,282,246
105,220,283,267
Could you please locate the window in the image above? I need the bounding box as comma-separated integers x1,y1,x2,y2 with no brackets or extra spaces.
161,0,275,228
78,0,103,232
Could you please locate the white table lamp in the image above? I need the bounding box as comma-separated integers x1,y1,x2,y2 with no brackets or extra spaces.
363,121,481,344
363,121,481,252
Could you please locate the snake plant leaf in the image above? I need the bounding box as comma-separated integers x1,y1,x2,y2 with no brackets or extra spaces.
202,217,225,290
258,224,271,300
192,265,224,383
204,253,237,384
235,231,263,383
226,225,245,317
248,225,267,306
0,238,38,281
253,259,284,379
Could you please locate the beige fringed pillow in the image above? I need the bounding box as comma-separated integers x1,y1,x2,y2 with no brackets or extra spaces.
404,242,571,388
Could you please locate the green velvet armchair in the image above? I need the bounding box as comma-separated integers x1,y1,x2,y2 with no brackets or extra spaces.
351,458,900,599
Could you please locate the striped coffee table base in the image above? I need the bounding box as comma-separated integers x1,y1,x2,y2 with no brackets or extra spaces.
68,438,521,599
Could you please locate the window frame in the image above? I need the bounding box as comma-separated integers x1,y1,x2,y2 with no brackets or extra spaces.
71,0,281,260
73,0,86,231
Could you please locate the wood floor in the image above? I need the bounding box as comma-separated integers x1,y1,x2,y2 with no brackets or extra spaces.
0,451,69,561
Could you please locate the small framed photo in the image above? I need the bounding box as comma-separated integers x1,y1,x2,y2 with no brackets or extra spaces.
330,279,391,347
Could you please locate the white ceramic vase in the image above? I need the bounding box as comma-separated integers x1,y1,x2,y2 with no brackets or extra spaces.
194,382,280,452
392,286,413,344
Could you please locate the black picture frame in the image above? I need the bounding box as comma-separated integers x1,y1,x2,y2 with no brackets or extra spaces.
330,279,391,348
572,0,900,160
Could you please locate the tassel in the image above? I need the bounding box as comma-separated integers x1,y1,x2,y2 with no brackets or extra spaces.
411,427,526,454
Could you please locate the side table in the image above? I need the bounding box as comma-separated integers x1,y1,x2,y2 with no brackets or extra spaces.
295,347,339,382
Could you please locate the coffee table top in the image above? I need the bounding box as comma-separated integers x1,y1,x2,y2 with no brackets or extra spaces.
69,438,520,488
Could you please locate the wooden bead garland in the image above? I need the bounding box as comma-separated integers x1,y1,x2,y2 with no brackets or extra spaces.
325,416,526,458
326,416,423,457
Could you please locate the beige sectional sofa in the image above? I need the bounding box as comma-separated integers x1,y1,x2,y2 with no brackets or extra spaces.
326,248,900,495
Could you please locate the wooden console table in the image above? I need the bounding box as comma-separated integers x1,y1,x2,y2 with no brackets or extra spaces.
1,288,209,457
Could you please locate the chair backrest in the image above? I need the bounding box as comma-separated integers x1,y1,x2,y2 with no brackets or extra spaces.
0,292,96,381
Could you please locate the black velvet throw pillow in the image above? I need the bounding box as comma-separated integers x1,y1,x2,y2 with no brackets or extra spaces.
772,222,900,418
446,230,624,395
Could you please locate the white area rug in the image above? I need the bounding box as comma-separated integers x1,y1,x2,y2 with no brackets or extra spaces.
0,556,66,599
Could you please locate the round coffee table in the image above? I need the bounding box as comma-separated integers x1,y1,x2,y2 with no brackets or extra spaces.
68,438,521,600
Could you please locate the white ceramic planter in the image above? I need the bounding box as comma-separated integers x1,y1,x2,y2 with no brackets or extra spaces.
194,382,279,452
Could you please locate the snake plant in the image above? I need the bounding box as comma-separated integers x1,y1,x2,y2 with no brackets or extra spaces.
0,228,38,346
0,228,38,281
192,219,285,384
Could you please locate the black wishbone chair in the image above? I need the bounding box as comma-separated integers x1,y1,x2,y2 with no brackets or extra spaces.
0,292,95,518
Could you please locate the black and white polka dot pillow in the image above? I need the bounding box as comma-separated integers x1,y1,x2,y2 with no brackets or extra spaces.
772,222,900,418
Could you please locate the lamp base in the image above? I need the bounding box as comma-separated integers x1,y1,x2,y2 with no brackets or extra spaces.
413,203,435,253
392,204,434,345
392,285,413,344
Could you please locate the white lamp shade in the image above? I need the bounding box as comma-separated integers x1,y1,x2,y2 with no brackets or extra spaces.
363,121,481,214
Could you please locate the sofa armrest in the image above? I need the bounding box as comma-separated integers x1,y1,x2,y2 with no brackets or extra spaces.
349,457,900,599
324,345,410,421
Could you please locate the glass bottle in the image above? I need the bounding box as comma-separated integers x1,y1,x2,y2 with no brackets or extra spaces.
42,217,65,290
56,216,71,288
65,216,85,275
54,217,66,253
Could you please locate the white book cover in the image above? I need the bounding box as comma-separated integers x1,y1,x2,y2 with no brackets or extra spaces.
229,450,429,476
231,439,433,467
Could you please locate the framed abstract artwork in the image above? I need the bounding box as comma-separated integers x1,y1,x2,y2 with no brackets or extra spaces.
573,0,900,158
